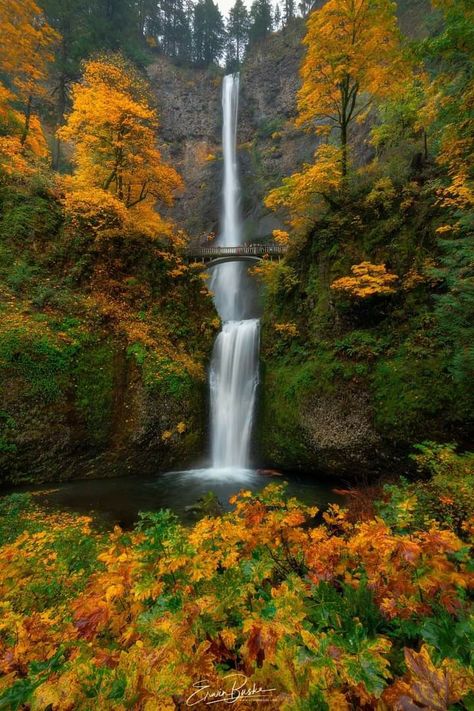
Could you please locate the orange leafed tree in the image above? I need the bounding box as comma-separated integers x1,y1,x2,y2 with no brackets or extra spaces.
297,0,407,174
0,0,58,144
265,143,343,233
59,54,183,238
331,261,399,298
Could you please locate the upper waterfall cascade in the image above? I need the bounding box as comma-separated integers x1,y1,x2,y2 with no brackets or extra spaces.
209,74,260,470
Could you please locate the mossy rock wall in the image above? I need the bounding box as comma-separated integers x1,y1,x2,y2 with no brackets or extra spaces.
0,337,208,485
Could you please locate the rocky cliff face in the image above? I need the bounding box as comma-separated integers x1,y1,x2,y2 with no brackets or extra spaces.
238,20,318,241
147,21,316,245
0,339,208,485
147,60,222,243
147,0,433,244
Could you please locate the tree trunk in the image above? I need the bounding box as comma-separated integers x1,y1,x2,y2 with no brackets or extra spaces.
341,121,348,177
52,73,67,170
21,95,33,146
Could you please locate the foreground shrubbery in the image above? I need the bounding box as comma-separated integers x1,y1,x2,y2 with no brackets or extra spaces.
0,482,472,710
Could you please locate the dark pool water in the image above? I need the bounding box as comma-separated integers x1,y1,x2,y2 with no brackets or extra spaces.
8,468,344,528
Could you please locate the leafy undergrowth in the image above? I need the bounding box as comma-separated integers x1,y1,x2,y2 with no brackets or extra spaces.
0,484,472,710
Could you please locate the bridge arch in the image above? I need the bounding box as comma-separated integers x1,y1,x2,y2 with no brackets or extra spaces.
203,255,261,268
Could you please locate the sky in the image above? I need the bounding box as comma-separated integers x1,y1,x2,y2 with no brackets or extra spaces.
215,0,251,18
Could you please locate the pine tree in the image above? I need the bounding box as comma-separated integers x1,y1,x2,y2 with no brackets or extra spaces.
274,3,282,30
283,0,295,24
248,0,273,45
226,0,250,69
192,0,225,66
298,0,313,17
158,0,192,61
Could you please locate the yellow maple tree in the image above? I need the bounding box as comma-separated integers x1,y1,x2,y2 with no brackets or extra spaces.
265,143,343,232
297,0,408,175
331,261,399,298
0,0,57,176
58,54,183,239
0,0,58,144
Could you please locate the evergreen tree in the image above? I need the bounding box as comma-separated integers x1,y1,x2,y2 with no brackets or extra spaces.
158,0,193,61
248,0,273,44
193,0,225,66
226,0,250,69
283,0,295,24
274,3,282,29
298,0,313,18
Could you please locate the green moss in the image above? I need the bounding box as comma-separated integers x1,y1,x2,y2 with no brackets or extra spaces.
127,343,194,400
259,347,345,464
0,327,76,401
74,343,116,445
0,193,62,243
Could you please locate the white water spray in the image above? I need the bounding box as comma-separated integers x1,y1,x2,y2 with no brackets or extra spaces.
209,74,260,470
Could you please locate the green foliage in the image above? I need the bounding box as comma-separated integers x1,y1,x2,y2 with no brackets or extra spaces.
192,0,225,66
127,343,194,399
432,231,474,421
0,194,61,244
335,330,390,361
260,349,344,464
0,326,76,401
74,342,116,445
372,339,453,438
0,493,34,546
376,477,418,534
411,442,474,535
376,443,474,538
248,0,273,44
256,117,285,140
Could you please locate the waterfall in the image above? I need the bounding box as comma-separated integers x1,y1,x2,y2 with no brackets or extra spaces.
209,74,260,470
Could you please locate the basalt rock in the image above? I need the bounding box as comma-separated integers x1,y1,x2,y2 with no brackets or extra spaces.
0,343,207,486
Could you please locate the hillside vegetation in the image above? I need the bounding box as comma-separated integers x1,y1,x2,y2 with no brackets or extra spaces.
256,0,473,476
0,43,217,483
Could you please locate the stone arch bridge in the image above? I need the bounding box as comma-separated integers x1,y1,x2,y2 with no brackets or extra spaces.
183,243,287,268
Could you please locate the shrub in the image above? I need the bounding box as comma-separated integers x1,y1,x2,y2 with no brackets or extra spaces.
0,485,472,709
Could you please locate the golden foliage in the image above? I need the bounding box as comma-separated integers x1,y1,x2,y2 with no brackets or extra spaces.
59,55,183,240
0,0,58,105
384,645,474,710
331,261,399,298
0,485,472,709
422,2,474,211
297,0,407,171
274,322,299,338
0,1,56,173
272,229,290,245
265,144,343,233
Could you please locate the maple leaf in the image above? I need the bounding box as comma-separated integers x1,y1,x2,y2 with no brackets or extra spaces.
385,645,474,711
243,623,280,669
73,596,109,640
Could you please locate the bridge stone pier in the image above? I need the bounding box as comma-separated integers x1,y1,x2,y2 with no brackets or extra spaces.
183,243,287,268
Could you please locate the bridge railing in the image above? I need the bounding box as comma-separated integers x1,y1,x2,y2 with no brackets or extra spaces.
184,243,287,259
